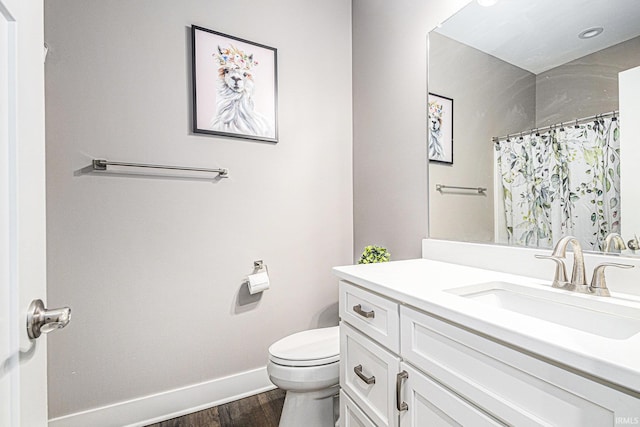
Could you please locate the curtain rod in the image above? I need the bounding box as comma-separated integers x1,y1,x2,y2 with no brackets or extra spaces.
492,110,618,143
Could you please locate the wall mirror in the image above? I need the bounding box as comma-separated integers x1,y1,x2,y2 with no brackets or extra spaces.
428,0,640,256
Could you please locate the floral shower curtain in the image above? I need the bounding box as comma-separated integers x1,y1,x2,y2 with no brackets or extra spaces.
496,117,620,251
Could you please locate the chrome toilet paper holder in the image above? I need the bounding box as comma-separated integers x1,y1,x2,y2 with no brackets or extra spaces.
247,260,271,295
254,260,269,273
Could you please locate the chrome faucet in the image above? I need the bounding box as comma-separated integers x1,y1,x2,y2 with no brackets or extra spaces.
544,236,587,290
604,232,626,253
536,235,634,296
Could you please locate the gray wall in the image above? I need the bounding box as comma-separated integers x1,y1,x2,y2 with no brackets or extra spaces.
536,36,640,127
45,0,352,418
352,0,469,261
428,33,535,243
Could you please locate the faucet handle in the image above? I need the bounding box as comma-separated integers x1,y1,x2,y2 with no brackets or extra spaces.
535,254,568,288
590,262,634,297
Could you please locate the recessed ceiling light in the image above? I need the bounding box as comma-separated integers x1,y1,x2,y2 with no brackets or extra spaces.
477,0,498,6
578,27,604,39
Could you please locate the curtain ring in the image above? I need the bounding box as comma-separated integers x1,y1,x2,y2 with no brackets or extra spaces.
574,119,580,129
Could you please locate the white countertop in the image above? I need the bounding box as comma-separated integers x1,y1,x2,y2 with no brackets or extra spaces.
333,259,640,394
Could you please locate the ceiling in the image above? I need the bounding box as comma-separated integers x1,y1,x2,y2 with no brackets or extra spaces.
434,0,640,74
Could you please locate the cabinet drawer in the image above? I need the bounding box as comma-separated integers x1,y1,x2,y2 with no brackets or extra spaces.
339,280,399,352
340,390,377,427
400,363,505,427
401,306,634,426
341,322,400,427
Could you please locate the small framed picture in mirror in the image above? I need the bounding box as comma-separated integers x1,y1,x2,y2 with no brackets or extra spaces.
428,93,453,164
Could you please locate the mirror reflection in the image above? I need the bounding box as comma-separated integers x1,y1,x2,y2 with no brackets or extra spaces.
428,0,640,255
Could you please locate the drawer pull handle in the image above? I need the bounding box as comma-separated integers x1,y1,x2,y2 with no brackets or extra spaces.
354,364,376,385
396,370,409,412
353,304,375,319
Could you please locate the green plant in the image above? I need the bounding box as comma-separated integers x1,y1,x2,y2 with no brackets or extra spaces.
358,245,390,264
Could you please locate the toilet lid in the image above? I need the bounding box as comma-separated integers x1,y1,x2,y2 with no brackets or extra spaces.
269,326,339,367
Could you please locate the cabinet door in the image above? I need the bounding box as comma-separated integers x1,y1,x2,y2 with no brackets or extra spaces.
401,306,638,426
399,363,505,427
341,322,401,427
341,390,377,427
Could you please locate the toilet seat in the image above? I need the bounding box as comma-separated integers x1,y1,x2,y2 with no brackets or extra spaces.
267,327,341,426
269,326,339,367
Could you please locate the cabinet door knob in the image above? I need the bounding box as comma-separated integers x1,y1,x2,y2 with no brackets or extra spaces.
396,370,409,412
354,364,376,385
353,304,375,319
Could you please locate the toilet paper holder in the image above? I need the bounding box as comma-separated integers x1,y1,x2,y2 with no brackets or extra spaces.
254,260,269,273
247,260,270,295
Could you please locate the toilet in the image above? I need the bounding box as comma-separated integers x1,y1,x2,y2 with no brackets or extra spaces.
267,326,340,427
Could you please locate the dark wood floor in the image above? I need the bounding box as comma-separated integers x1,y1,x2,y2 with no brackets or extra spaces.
146,388,286,427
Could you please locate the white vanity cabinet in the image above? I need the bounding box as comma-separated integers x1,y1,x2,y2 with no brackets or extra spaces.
338,280,640,427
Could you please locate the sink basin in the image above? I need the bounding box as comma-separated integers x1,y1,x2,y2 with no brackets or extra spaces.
447,281,640,340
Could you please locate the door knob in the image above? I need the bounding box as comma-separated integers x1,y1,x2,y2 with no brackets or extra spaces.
26,299,71,339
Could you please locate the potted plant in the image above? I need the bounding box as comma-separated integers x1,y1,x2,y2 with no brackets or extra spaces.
358,245,391,264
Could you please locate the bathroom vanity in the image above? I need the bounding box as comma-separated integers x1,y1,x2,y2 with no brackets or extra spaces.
334,259,640,426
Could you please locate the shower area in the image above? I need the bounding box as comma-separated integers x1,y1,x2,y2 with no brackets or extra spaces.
494,112,621,251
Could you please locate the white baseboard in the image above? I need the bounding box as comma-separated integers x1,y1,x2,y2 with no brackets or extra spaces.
48,366,275,427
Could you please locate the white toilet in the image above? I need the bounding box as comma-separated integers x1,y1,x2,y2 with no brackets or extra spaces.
267,326,340,427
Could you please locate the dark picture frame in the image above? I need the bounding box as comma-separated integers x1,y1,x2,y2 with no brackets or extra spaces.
428,93,453,164
191,25,278,143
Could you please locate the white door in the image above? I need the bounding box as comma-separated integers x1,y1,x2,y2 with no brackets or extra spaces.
0,0,48,425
